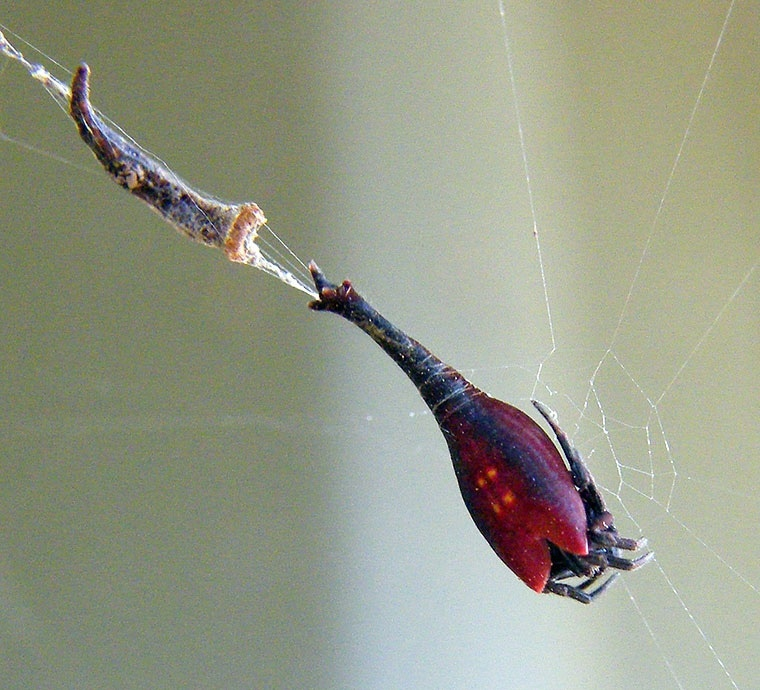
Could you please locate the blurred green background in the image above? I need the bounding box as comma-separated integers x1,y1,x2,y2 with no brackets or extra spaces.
1,2,757,688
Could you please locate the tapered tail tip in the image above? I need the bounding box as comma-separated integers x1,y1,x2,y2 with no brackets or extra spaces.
307,262,360,313
308,261,333,310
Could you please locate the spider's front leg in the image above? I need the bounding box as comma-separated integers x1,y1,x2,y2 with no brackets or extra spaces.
532,400,654,566
532,400,611,523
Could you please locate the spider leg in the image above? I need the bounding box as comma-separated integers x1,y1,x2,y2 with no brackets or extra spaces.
576,571,610,592
545,540,635,603
589,531,648,551
603,551,655,571
581,572,620,600
544,572,620,604
532,400,609,517
543,580,594,604
533,401,652,550
548,543,598,579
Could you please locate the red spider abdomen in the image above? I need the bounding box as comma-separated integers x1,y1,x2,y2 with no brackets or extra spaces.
438,393,588,592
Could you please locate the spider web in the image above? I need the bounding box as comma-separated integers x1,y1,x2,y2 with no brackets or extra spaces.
0,3,757,689
491,3,757,688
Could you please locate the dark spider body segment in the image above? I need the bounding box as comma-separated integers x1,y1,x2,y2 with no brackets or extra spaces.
309,264,653,603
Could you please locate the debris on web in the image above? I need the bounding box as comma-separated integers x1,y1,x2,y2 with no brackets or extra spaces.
0,27,317,298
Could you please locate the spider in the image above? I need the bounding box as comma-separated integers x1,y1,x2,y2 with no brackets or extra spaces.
309,264,653,603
